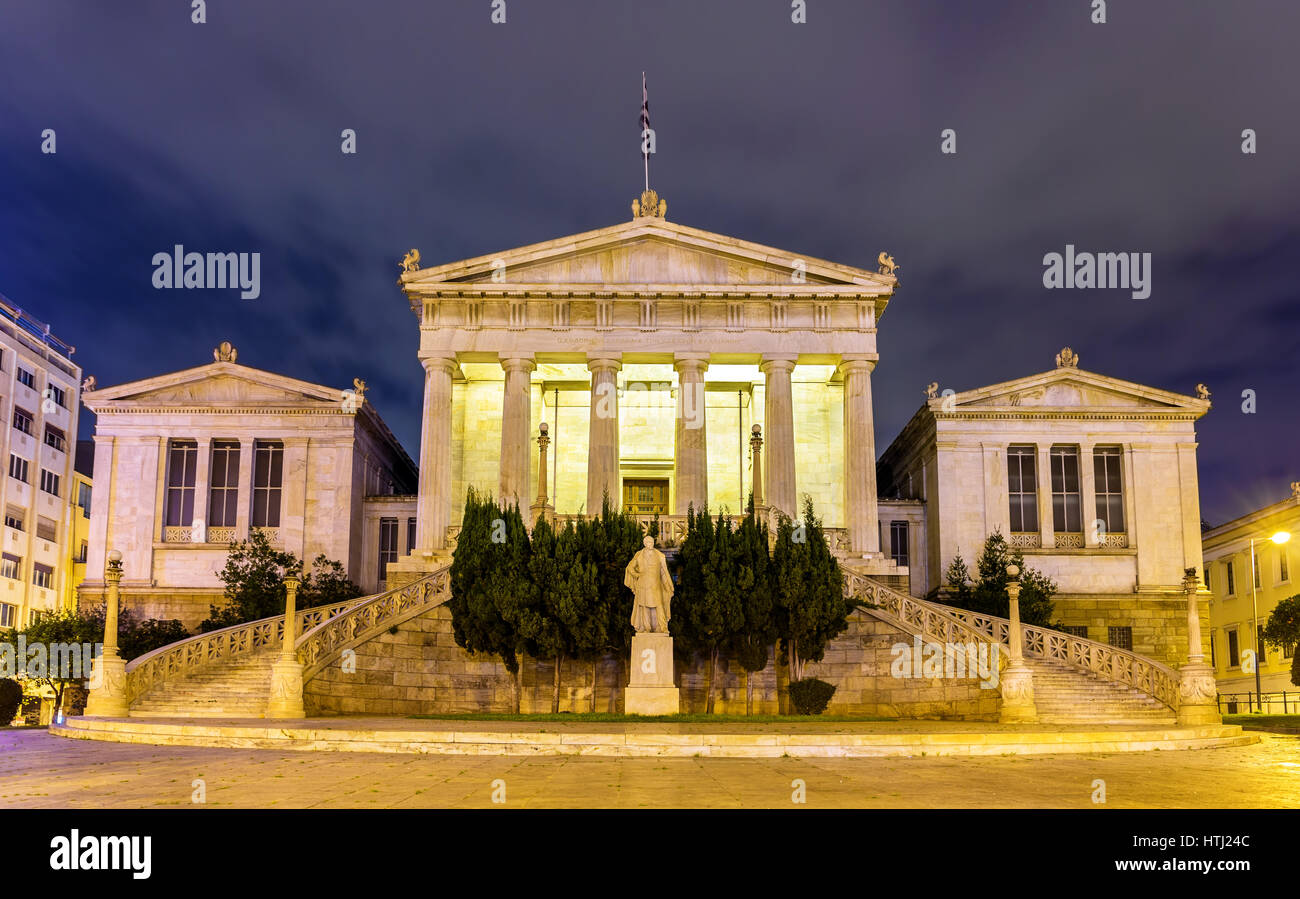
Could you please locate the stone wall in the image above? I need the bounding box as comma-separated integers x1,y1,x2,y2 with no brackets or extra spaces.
1053,592,1206,669
303,604,999,720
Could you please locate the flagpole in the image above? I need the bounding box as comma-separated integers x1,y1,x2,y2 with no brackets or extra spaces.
642,72,650,191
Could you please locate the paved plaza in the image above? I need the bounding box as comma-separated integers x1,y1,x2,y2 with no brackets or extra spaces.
3,728,1297,809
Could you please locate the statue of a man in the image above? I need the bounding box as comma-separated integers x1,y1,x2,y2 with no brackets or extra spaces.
624,536,674,634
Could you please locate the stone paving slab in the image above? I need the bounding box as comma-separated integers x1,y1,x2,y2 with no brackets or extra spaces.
2,728,1298,809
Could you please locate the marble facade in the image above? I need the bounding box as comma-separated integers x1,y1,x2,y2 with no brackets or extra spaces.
78,350,417,629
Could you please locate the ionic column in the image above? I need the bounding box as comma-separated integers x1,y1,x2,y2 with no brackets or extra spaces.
760,355,797,518
415,356,457,553
586,355,622,514
498,355,536,510
673,354,709,514
839,357,880,555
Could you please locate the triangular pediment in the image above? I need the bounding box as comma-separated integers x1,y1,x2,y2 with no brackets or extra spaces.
400,217,895,291
84,363,345,410
935,365,1209,415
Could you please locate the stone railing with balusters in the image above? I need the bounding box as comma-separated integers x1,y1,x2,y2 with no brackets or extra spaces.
122,598,361,705
841,564,1179,709
923,595,1179,710
840,565,999,650
297,568,451,681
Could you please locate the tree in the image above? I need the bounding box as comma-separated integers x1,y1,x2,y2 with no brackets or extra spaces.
448,488,529,711
672,508,746,713
0,609,101,714
586,493,645,704
772,497,854,685
731,507,776,715
1263,595,1300,687
514,515,569,712
299,555,363,607
201,529,298,631
942,532,1057,626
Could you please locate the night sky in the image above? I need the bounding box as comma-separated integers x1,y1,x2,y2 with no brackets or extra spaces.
1,0,1296,525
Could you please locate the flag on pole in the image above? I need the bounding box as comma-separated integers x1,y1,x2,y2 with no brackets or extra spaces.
640,72,650,153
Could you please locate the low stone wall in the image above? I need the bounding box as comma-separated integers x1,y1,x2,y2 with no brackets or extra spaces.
1053,592,1206,668
77,587,220,633
303,605,999,720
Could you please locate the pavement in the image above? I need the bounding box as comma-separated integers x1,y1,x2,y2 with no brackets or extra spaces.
4,726,1298,808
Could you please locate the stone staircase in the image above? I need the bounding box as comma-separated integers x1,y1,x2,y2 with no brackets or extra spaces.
1025,659,1176,725
129,650,277,718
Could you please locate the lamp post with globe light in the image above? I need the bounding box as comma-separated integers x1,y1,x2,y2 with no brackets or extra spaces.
85,549,129,717
1248,530,1291,711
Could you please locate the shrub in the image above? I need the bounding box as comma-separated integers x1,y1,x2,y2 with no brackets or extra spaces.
788,677,836,715
118,619,190,661
0,678,22,725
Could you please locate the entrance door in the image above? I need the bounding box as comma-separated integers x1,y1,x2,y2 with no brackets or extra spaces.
623,479,669,516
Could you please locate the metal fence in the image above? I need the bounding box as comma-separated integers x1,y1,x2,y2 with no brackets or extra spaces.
1217,692,1300,715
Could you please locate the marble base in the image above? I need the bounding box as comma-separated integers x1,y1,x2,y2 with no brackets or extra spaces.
624,686,681,716
266,658,306,719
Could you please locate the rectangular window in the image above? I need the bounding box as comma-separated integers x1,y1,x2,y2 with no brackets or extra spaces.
1050,446,1082,533
12,407,32,435
1257,625,1267,665
251,441,283,528
32,563,53,589
1107,626,1133,651
29,609,46,626
48,384,66,408
889,520,909,567
16,367,34,389
1210,631,1217,668
44,425,66,452
4,507,23,532
165,441,198,527
0,602,14,628
1280,550,1290,584
1093,447,1125,534
8,454,28,484
35,516,56,542
1226,559,1236,596
378,518,398,582
1253,552,1261,590
0,554,20,580
77,482,92,518
39,469,59,497
208,442,241,528
1061,625,1088,639
1228,629,1240,667
407,517,416,554
1007,446,1039,533
78,541,88,563
1204,565,1211,591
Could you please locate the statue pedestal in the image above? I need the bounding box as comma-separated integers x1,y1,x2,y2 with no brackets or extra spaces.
1176,662,1221,725
625,632,679,716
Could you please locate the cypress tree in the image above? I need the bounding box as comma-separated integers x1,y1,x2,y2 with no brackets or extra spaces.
732,508,776,715
772,497,853,685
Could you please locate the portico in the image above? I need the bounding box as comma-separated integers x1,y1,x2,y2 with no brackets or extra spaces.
396,197,898,565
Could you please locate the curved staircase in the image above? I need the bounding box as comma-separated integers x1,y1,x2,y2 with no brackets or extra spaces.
130,652,276,718
841,564,1180,725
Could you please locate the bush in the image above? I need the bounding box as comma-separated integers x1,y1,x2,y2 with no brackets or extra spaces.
119,619,190,661
788,677,836,715
0,678,23,725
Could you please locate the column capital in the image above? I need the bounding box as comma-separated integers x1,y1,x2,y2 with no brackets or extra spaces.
421,355,459,376
673,353,710,375
836,355,879,376
759,354,797,375
499,354,536,375
586,354,622,373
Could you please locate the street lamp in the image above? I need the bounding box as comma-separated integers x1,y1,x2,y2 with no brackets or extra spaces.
1248,530,1291,711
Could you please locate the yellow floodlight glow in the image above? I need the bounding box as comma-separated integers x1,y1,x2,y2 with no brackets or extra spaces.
1270,531,1291,545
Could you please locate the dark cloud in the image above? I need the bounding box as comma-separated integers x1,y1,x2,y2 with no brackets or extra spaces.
1,0,1296,524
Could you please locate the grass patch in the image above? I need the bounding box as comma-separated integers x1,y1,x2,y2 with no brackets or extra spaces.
409,712,895,724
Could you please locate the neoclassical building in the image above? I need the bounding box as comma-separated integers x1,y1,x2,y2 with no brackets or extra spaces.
78,344,416,628
76,194,1216,683
878,350,1212,665
385,194,905,587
